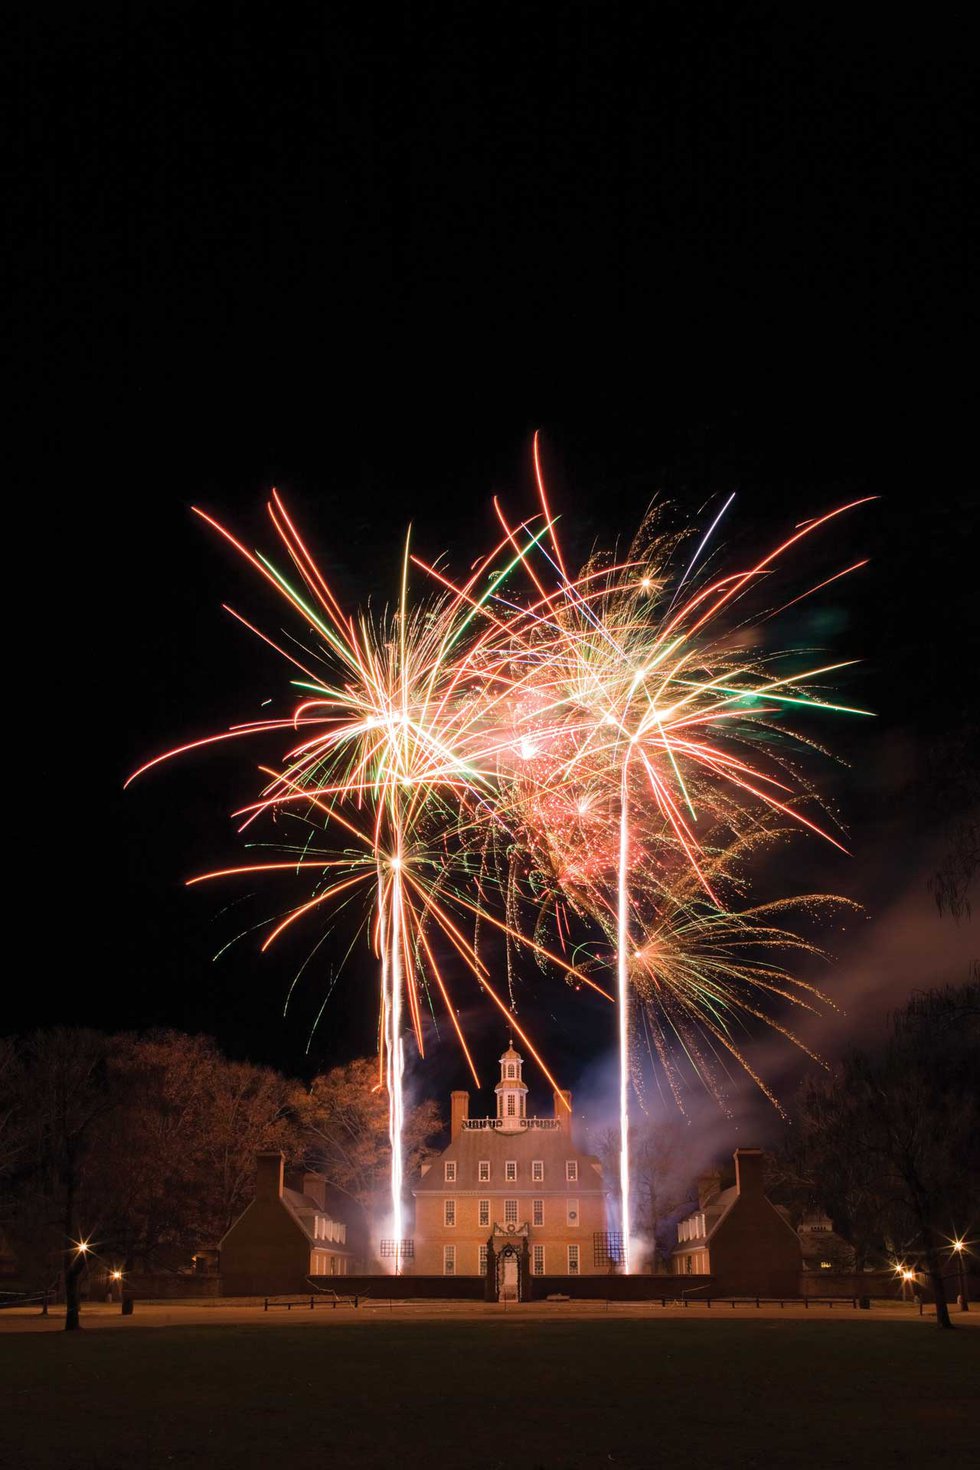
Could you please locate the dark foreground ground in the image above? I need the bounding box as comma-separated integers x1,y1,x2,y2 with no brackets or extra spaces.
2,1310,978,1469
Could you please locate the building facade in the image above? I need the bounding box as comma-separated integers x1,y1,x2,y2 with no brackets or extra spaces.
411,1044,610,1291
672,1148,802,1296
220,1151,354,1295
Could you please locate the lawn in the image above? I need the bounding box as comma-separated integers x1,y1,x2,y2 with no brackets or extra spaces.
2,1318,977,1469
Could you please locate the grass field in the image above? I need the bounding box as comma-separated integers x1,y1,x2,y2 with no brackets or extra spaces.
2,1314,977,1469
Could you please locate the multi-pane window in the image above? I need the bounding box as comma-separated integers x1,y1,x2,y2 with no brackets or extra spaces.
479,1245,488,1275
444,1199,456,1227
444,1245,455,1276
567,1244,580,1275
507,1063,516,1078
505,1160,517,1182
506,1094,516,1116
444,1161,456,1182
479,1160,490,1182
478,1199,490,1228
532,1199,544,1227
567,1199,579,1226
533,1244,545,1275
532,1160,544,1182
566,1160,578,1182
504,1199,518,1224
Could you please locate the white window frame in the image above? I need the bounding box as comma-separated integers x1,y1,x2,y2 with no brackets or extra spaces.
567,1199,579,1226
566,1160,578,1182
567,1244,580,1275
479,1244,488,1275
444,1199,456,1227
444,1161,456,1182
533,1244,545,1275
532,1199,544,1227
506,1094,516,1116
444,1245,455,1276
532,1159,544,1182
504,1198,518,1224
478,1198,490,1228
505,1159,517,1182
479,1160,490,1182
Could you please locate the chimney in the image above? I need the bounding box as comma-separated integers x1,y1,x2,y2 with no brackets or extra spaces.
553,1089,573,1146
697,1169,722,1209
256,1151,284,1202
450,1090,469,1141
734,1148,764,1197
302,1171,327,1211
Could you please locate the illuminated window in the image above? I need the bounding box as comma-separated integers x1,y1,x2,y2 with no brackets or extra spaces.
533,1245,545,1275
505,1160,517,1181
567,1244,579,1275
444,1245,455,1276
567,1199,579,1226
479,1160,490,1182
479,1245,488,1275
532,1160,544,1182
445,1161,456,1182
533,1199,544,1227
566,1161,578,1182
478,1199,490,1228
444,1199,456,1227
507,1063,516,1079
507,1094,516,1116
505,1199,518,1224
820,1260,833,1270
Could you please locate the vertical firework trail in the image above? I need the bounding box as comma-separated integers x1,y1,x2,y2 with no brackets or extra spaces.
616,757,632,1270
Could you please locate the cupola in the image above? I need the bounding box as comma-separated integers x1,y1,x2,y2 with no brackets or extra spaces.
494,1041,528,1131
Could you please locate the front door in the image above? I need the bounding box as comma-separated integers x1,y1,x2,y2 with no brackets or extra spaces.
500,1252,519,1301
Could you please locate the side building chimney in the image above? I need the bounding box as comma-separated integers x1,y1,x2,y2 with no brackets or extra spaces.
256,1151,285,1202
450,1090,469,1141
553,1089,573,1147
734,1148,765,1197
698,1169,723,1210
302,1171,327,1211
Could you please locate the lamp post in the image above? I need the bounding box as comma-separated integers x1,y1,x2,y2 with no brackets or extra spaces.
952,1240,969,1312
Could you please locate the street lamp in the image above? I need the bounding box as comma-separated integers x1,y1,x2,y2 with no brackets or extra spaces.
951,1240,970,1313
898,1266,915,1303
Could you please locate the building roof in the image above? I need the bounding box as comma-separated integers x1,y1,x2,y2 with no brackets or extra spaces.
280,1187,354,1256
415,1123,604,1195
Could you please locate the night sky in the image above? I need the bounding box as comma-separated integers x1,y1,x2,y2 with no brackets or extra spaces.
17,6,974,1124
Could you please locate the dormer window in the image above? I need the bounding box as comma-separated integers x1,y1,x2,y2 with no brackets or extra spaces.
566,1160,578,1182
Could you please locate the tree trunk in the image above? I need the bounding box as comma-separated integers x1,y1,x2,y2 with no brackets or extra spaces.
920,1224,953,1330
64,1251,85,1332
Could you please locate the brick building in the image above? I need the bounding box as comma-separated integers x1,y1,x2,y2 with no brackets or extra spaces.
410,1043,610,1295
672,1147,802,1296
220,1151,354,1295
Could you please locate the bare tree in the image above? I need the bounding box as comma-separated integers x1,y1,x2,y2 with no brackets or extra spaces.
295,1057,443,1219
4,1031,119,1330
794,978,979,1329
596,1116,695,1269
